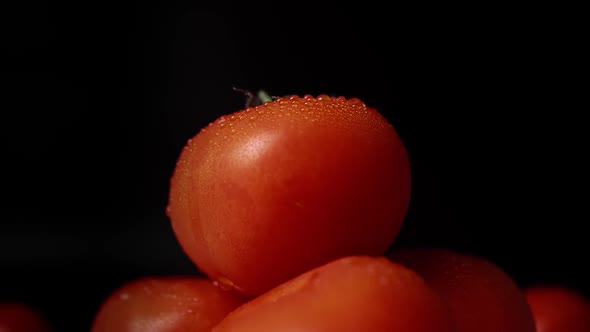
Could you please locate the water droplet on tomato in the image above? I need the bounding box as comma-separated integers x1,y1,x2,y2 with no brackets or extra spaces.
213,276,237,291
349,98,365,109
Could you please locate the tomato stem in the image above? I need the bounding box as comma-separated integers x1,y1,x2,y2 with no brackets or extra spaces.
233,87,274,108
257,90,273,103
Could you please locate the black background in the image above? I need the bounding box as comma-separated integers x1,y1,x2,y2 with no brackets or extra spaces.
0,2,583,331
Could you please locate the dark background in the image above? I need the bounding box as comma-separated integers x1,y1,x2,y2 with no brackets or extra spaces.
0,2,583,331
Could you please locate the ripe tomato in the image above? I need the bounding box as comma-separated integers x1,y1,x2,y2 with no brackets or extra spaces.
389,248,536,332
212,255,454,332
167,94,411,296
90,276,248,332
0,302,52,332
524,285,590,332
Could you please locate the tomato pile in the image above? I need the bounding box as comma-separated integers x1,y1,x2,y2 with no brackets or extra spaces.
4,93,586,331
90,93,588,332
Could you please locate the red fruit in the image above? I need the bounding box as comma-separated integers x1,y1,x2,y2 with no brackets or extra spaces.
212,256,454,332
90,276,248,332
389,248,536,332
0,302,52,332
168,94,411,296
524,285,590,332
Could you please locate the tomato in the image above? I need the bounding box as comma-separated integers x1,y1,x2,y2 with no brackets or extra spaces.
90,276,248,332
524,285,590,332
167,95,411,296
211,255,453,332
0,302,52,332
389,248,536,332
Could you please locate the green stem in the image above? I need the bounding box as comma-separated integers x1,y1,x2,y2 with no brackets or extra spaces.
257,90,273,103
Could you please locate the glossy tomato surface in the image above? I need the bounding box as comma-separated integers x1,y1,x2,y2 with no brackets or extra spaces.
524,285,590,332
390,248,536,332
0,302,52,332
212,255,453,332
168,95,411,296
90,276,247,332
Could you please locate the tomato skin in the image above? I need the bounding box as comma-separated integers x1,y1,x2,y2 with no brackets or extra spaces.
0,302,52,332
168,95,411,296
524,285,590,332
90,277,248,332
212,255,454,332
389,248,536,332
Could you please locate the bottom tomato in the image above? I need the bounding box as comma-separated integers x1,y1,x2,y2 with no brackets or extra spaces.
90,276,248,332
524,285,590,332
389,248,536,332
0,302,52,332
212,255,454,332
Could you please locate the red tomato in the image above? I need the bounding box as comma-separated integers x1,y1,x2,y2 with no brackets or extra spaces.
389,248,536,332
167,94,411,296
90,276,248,332
212,255,454,332
0,302,52,332
524,285,590,332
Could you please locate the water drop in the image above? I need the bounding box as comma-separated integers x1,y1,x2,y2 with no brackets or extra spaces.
349,97,366,109
214,276,237,291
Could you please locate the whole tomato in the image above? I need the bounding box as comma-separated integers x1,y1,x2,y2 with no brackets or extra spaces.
168,94,411,296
